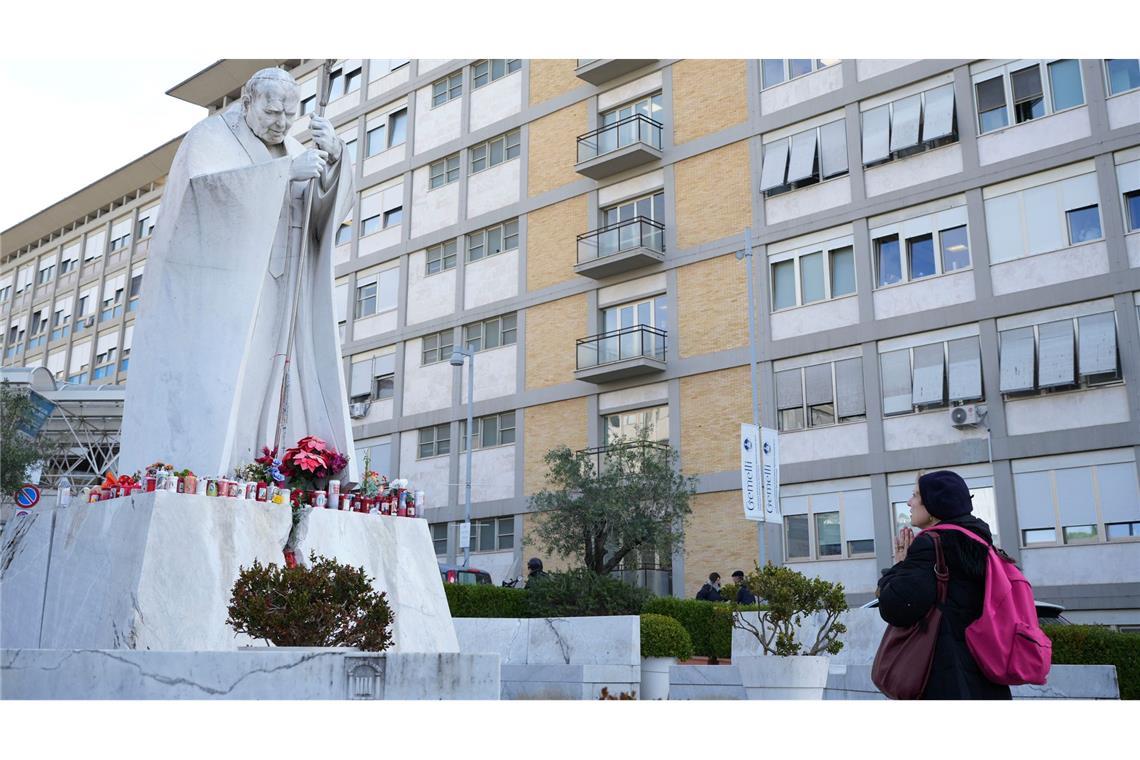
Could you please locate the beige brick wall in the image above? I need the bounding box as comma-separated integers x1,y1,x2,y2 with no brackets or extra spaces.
524,294,587,390
526,194,587,292
529,59,580,105
677,254,749,358
528,101,587,198
672,59,749,145
680,365,752,475
674,141,752,250
522,397,588,495
521,513,577,573
683,490,756,598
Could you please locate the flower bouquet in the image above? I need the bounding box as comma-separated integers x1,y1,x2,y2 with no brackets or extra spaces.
264,436,349,492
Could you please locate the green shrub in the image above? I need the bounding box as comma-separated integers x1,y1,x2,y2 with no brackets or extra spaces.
443,583,530,618
525,568,651,617
226,552,393,651
641,597,759,659
1044,624,1140,700
640,613,694,660
733,564,847,656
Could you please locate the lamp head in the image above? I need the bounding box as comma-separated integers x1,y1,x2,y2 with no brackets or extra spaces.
449,351,466,367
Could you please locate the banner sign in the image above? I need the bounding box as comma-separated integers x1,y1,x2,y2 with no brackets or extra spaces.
741,424,762,521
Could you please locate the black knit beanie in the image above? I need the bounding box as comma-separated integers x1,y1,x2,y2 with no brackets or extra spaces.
918,470,973,519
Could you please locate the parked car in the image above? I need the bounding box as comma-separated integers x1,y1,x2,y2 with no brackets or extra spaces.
439,563,492,585
860,598,1070,627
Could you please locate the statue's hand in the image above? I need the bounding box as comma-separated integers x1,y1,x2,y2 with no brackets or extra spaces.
308,116,343,163
290,149,328,181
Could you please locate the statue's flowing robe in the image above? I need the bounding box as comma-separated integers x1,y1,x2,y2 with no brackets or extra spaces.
120,103,357,481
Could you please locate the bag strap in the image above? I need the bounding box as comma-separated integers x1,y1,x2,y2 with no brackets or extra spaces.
928,531,949,604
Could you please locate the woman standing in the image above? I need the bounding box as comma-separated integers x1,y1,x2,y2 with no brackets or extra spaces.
877,470,1012,699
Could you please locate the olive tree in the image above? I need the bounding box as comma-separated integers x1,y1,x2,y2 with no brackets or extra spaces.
528,432,696,575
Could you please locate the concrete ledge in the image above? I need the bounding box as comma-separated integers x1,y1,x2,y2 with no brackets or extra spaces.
0,649,499,700
824,663,1120,700
669,664,746,700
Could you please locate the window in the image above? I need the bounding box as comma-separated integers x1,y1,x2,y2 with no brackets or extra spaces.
426,239,458,275
881,336,983,415
1105,59,1140,96
383,206,403,228
781,489,874,561
327,65,362,100
1122,190,1140,233
432,71,463,107
472,59,521,89
761,59,839,89
769,239,855,311
59,257,76,275
369,59,410,81
355,437,391,474
0,285,10,303
349,351,395,402
467,219,519,262
1014,459,1140,547
598,295,667,362
429,154,460,189
862,84,957,166
354,281,376,319
421,329,454,365
344,139,357,164
37,265,55,285
999,312,1120,396
365,108,408,157
463,313,517,353
137,211,157,239
431,523,448,555
604,405,669,445
760,119,848,196
974,60,1085,134
1066,205,1102,244
470,130,521,174
336,223,352,246
597,93,664,155
301,95,316,115
109,232,131,252
985,170,1103,262
873,215,970,287
361,215,380,236
459,411,517,450
470,517,515,552
776,357,865,432
353,268,397,320
418,424,451,458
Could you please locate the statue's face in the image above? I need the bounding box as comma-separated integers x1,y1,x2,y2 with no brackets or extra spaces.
243,81,299,145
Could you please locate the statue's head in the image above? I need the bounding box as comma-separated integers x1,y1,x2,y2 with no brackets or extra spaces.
241,68,300,146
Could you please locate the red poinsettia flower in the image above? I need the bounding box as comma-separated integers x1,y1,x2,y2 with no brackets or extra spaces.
290,450,325,474
297,435,329,453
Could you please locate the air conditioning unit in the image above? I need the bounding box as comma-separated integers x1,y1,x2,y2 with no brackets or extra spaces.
949,404,980,428
349,401,370,419
83,317,95,327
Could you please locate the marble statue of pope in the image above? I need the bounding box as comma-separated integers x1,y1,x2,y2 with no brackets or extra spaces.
120,67,358,483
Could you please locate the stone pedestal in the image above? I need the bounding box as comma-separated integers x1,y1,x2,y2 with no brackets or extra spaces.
0,492,457,653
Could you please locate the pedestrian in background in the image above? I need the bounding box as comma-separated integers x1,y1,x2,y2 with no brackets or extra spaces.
732,570,757,604
695,572,724,601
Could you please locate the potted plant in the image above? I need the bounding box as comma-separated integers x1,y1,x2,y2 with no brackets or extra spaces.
226,552,394,650
730,564,847,699
639,613,693,700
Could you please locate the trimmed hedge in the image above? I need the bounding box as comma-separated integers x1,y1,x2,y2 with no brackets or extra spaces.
641,597,759,659
1044,624,1139,700
443,583,530,618
640,613,694,660
525,568,650,617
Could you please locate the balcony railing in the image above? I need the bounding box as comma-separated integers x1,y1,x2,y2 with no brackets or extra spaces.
577,440,671,476
577,113,663,163
575,324,667,383
575,217,666,279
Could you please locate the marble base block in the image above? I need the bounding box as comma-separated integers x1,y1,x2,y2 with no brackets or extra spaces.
0,492,457,653
1,649,499,700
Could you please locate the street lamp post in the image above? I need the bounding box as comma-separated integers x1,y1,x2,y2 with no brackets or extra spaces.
450,348,475,567
736,227,767,568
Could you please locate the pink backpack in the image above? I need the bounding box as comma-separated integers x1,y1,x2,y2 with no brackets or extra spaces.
925,523,1052,686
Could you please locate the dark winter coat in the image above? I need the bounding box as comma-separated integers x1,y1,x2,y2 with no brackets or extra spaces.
876,515,1012,700
736,584,757,604
695,583,724,602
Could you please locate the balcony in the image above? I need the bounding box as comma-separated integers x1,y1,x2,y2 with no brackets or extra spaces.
575,59,657,86
575,324,666,383
575,114,663,180
575,217,665,279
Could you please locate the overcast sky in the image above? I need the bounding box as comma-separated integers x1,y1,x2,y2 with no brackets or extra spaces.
0,59,212,231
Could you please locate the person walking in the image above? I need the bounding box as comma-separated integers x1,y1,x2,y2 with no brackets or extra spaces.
876,470,1012,699
695,572,724,601
731,570,757,604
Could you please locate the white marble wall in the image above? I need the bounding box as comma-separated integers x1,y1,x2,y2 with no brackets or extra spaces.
460,343,517,402
414,86,462,155
990,242,1110,295
883,410,990,451
760,65,843,114
864,144,964,198
398,431,450,509
469,73,522,132
410,165,459,239
765,177,852,225
464,249,519,310
978,107,1091,166
467,160,520,219
458,445,516,503
1004,385,1131,436
771,296,860,341
401,340,453,414
873,269,975,320
406,250,457,325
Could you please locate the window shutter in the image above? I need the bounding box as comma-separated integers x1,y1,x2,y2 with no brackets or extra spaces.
1097,463,1140,524
760,139,790,191
880,350,912,414
999,327,1036,392
911,343,945,405
781,495,809,516
1037,320,1075,388
804,363,833,407
776,369,803,411
819,119,848,178
1055,467,1096,527
1077,312,1117,375
975,76,1006,112
373,351,396,378
922,84,956,141
350,360,372,397
843,490,875,542
787,129,818,183
834,357,865,418
889,94,921,152
1013,471,1054,530
862,106,890,164
947,337,982,401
